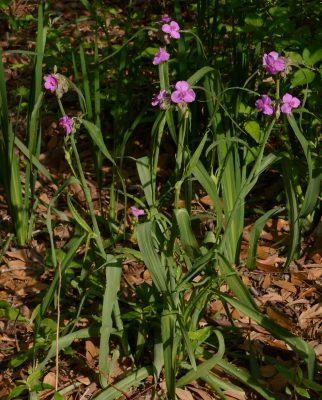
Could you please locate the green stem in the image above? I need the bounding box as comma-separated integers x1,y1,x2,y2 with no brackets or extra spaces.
70,135,106,258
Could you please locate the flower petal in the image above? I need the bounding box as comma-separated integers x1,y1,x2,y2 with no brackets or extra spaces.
183,89,196,103
282,93,293,103
175,80,189,91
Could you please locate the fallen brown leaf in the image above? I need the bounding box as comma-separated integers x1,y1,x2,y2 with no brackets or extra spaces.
266,307,295,331
176,388,194,400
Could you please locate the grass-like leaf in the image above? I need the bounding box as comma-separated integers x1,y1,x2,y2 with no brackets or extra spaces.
99,257,122,387
136,221,168,293
218,293,316,380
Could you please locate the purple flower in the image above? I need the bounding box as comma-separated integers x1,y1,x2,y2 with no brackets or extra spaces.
161,16,171,23
59,115,74,135
44,74,58,91
153,48,170,65
262,51,286,75
162,21,180,39
280,93,300,114
255,95,274,115
130,206,145,218
171,81,196,104
151,89,168,108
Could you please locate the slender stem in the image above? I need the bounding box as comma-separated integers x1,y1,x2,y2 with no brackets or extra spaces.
276,78,280,100
55,261,62,391
70,135,106,258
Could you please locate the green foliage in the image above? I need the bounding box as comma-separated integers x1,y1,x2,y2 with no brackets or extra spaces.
2,1,321,399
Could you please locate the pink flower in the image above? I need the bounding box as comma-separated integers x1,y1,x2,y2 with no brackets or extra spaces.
59,115,74,135
280,93,300,114
162,21,180,39
255,95,274,115
130,206,145,218
44,74,58,91
262,51,286,75
153,48,170,65
151,89,168,108
161,16,171,23
171,81,196,104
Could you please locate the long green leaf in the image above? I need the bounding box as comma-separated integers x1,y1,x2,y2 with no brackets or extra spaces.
99,257,122,388
38,326,100,371
247,207,284,269
216,253,258,310
161,310,177,399
287,114,321,217
176,330,225,387
187,66,214,86
136,222,168,293
80,119,116,166
136,156,154,207
93,366,154,400
282,159,300,270
174,208,201,260
38,233,86,321
219,293,316,380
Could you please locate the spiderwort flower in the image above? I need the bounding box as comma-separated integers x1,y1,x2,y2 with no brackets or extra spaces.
59,115,74,135
44,74,58,91
255,95,274,115
161,15,171,23
153,48,170,65
280,93,300,114
130,206,145,218
262,51,286,75
151,89,168,109
162,20,180,39
171,81,196,104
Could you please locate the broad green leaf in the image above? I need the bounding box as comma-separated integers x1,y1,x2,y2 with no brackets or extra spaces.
291,68,315,88
305,48,322,65
244,120,260,143
7,385,28,400
245,15,263,27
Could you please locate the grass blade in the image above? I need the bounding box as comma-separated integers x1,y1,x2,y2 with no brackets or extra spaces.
99,257,122,388
136,221,168,293
218,293,316,380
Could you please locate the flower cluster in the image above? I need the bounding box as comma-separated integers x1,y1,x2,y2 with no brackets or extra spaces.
44,73,69,98
152,81,196,109
262,52,286,75
153,48,170,65
130,206,145,218
151,18,196,110
162,20,180,40
59,115,74,135
255,51,300,116
255,93,300,116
